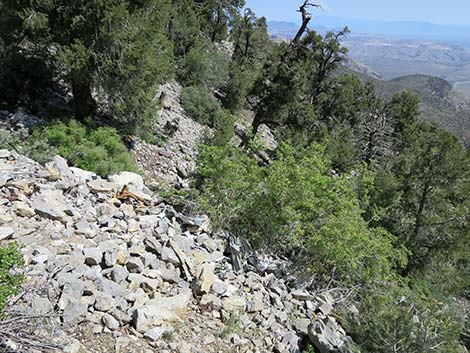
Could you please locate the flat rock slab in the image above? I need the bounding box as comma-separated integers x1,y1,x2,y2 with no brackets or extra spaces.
88,179,116,193
133,291,192,333
0,226,14,240
32,192,69,222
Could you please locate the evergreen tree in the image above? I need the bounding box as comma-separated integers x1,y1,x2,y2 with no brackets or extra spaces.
223,9,270,112
1,0,174,133
373,124,469,273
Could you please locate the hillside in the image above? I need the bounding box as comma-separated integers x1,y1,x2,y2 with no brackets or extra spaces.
0,2,468,353
375,74,470,146
339,66,470,146
268,21,470,82
343,36,470,82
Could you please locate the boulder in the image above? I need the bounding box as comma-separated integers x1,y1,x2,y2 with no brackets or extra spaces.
88,179,116,193
109,172,144,191
133,291,192,333
32,192,69,222
194,264,216,295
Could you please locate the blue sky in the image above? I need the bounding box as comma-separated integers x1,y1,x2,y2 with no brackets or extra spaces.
245,0,470,26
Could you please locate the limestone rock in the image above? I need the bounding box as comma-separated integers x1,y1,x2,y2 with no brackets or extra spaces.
194,264,216,295
134,291,191,333
222,296,246,313
32,192,69,221
102,313,120,331
88,179,116,193
83,248,103,266
109,172,144,191
0,226,14,240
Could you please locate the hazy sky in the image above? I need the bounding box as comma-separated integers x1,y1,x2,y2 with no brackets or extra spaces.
245,0,470,26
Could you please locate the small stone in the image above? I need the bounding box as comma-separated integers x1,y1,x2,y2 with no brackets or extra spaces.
31,296,53,316
63,338,84,353
126,258,144,273
109,171,144,191
32,193,68,222
161,247,180,265
291,289,315,301
83,248,103,266
222,296,246,313
104,250,118,267
294,318,311,335
144,327,166,341
0,226,14,240
194,264,216,295
13,202,35,217
133,291,191,333
102,313,120,331
159,267,181,284
0,149,10,158
112,265,129,283
62,303,88,325
200,294,222,310
95,294,115,312
32,254,48,264
75,219,96,238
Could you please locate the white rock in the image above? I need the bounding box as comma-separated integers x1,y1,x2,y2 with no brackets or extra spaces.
134,291,191,333
88,179,116,193
109,171,144,191
0,226,14,240
102,313,120,331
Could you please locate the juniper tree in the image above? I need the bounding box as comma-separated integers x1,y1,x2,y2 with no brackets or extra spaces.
1,0,174,133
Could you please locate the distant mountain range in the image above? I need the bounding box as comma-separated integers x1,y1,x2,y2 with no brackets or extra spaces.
268,18,470,48
267,20,470,146
268,21,470,83
338,67,470,147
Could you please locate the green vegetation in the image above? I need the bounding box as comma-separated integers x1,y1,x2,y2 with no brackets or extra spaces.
181,86,222,126
0,120,136,177
345,284,464,353
198,143,407,285
0,0,173,133
0,1,468,350
220,314,242,339
342,70,470,147
0,244,24,312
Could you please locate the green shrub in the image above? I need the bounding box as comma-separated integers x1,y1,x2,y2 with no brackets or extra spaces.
345,284,464,353
0,130,22,151
181,86,221,126
196,142,407,285
180,45,229,90
33,119,137,176
0,119,137,177
0,243,24,312
0,129,59,163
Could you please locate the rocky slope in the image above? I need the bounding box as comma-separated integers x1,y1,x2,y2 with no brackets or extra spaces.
0,150,353,353
131,82,208,190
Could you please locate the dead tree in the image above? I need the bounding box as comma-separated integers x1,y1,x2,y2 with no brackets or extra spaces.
281,1,322,62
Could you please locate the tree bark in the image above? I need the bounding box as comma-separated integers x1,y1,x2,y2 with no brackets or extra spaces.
71,72,96,120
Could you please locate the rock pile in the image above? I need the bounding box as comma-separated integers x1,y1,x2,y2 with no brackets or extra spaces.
0,150,352,353
132,82,207,190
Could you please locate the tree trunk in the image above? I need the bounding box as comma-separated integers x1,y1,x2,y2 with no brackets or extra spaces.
71,72,96,120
